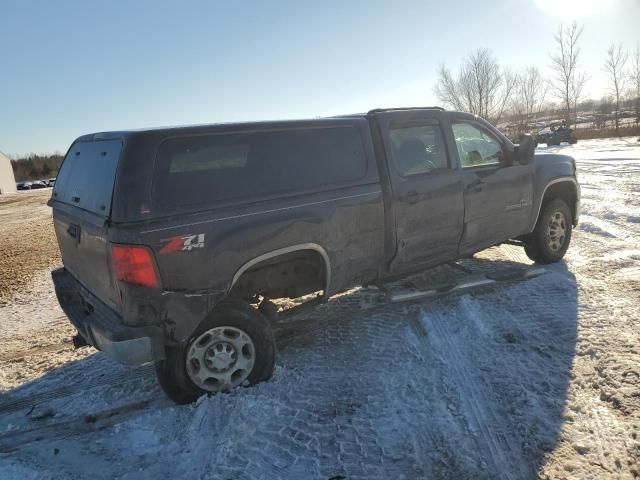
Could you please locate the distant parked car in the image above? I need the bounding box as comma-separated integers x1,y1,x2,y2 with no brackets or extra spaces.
47,178,57,187
16,181,32,190
535,125,577,146
30,181,48,189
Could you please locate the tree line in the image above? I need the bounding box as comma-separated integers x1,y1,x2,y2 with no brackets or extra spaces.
435,21,640,137
10,153,64,182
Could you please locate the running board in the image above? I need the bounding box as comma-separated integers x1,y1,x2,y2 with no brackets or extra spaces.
388,266,546,303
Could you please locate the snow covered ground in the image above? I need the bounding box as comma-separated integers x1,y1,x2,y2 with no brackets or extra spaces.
0,138,639,479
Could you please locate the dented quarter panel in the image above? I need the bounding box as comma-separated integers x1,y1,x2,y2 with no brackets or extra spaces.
134,185,385,298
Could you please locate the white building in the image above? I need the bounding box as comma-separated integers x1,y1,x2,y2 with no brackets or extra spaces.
0,151,17,194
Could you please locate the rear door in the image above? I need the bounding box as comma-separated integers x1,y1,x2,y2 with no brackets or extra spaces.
449,119,533,254
376,110,464,273
50,139,122,311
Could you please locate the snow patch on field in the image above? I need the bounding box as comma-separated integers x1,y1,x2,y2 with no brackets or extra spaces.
0,270,63,340
599,249,640,262
578,212,636,240
617,266,640,281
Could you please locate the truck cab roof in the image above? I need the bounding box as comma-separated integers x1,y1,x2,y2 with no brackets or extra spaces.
73,107,457,144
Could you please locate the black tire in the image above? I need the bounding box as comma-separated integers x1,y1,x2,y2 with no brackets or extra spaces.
155,301,276,404
524,198,572,264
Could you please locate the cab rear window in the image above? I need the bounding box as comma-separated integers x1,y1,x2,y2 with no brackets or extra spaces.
52,139,122,216
153,126,367,211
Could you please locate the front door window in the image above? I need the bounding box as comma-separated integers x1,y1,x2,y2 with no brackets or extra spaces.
452,122,503,168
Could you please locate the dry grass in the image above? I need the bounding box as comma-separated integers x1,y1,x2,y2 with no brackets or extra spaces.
574,125,640,140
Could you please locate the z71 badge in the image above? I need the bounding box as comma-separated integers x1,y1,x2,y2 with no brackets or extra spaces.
159,233,205,253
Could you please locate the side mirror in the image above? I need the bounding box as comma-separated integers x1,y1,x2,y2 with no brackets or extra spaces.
515,134,535,165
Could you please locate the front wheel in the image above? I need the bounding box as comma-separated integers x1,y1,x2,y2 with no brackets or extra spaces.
155,301,276,404
524,198,573,264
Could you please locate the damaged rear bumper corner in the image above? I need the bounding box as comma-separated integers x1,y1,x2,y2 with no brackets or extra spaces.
52,267,165,365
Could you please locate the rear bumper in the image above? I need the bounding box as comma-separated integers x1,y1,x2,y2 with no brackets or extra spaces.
52,268,165,365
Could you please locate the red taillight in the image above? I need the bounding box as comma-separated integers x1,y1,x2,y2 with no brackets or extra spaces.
111,244,160,288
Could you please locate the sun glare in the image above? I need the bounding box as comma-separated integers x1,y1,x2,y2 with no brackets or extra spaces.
533,0,615,17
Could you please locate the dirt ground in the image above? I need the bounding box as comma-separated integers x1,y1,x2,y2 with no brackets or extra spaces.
0,190,61,305
0,139,639,479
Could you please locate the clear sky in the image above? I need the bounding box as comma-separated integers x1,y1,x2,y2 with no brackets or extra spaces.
1,0,638,155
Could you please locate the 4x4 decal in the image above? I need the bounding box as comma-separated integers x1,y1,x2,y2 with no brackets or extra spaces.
159,233,205,253
505,199,532,211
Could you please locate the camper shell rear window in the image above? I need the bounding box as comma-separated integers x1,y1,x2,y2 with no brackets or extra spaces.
52,139,122,217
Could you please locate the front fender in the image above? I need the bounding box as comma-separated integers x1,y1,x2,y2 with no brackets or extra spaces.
530,154,580,230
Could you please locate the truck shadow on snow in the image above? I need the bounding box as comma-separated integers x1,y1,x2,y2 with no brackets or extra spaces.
269,257,578,480
1,255,577,480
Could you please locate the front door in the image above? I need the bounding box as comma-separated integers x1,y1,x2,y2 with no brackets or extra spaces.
377,110,464,274
449,120,534,254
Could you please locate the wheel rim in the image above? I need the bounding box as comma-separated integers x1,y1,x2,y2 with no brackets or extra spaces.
186,326,255,393
547,210,567,252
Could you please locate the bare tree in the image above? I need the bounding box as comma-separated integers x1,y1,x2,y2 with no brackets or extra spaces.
630,43,640,127
603,43,629,135
548,22,585,128
571,70,588,127
511,66,547,133
434,48,516,124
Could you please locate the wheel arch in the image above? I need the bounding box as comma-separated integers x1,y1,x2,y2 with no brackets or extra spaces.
228,243,331,299
533,177,580,230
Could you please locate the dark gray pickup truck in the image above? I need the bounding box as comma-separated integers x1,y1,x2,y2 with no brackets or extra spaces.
50,107,580,403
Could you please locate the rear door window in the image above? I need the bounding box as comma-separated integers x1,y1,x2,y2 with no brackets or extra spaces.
389,124,449,176
153,126,367,211
52,139,122,216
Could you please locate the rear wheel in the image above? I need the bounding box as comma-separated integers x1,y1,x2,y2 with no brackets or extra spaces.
524,198,572,264
155,301,275,404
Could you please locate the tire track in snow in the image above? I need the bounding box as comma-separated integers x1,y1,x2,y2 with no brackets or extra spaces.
0,399,162,453
421,304,534,480
590,404,615,474
0,365,154,416
579,396,628,475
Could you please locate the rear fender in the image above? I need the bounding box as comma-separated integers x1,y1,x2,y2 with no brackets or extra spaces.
229,243,331,297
